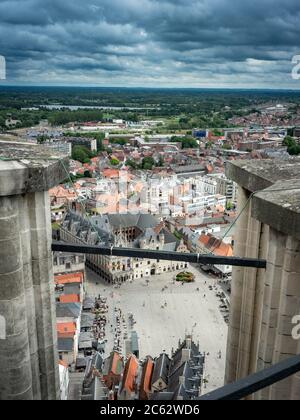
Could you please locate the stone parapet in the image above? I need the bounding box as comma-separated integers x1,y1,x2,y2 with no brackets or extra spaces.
0,141,69,196
226,158,300,194
0,141,68,400
225,159,300,400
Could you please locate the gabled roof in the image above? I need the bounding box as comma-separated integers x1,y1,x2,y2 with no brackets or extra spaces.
49,185,76,200
167,361,201,400
170,340,202,374
140,357,154,399
102,352,123,376
168,361,189,393
63,210,114,245
198,233,233,257
107,213,158,231
152,354,171,386
120,355,139,394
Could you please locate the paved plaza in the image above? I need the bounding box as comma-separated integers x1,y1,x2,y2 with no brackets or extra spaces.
86,264,228,394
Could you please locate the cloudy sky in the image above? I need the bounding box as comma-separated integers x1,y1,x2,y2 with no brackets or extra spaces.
0,0,300,88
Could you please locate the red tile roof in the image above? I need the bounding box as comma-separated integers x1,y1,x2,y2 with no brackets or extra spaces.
110,352,123,376
55,272,83,285
49,185,76,200
139,357,154,400
198,233,233,257
57,322,76,337
102,169,120,179
59,294,80,303
121,355,139,394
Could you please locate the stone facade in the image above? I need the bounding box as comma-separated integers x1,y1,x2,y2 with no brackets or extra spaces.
225,158,300,400
0,141,68,400
60,212,189,284
53,253,85,276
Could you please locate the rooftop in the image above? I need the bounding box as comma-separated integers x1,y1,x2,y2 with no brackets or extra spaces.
55,272,83,285
120,355,139,394
57,322,76,337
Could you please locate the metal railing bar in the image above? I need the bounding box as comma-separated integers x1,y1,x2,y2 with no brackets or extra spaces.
52,241,267,269
198,354,300,400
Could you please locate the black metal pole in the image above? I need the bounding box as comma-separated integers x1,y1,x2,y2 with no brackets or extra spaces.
51,241,266,269
199,354,300,400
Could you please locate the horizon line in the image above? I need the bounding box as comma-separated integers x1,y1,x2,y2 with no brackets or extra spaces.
1,84,300,92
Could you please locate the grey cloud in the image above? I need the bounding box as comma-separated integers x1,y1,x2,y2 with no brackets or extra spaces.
0,0,299,87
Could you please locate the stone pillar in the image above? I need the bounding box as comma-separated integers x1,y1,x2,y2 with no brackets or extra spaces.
0,143,68,400
225,159,300,400
0,195,34,400
225,186,250,383
28,191,59,399
19,193,41,399
225,186,266,388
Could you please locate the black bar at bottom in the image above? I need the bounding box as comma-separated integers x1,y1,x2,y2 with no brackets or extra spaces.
199,354,300,400
52,241,267,268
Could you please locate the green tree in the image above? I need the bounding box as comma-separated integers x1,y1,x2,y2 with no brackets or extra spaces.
171,136,198,149
72,146,91,164
84,170,92,178
226,201,233,211
283,136,295,148
110,157,120,166
222,144,232,150
288,144,300,155
283,136,300,156
156,156,164,167
37,135,49,144
141,157,155,170
125,159,138,170
95,133,105,152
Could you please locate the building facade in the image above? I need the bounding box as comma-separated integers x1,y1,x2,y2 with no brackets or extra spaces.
60,212,189,284
209,173,237,203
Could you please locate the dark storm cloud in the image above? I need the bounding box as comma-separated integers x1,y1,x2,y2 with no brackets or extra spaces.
0,0,299,87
